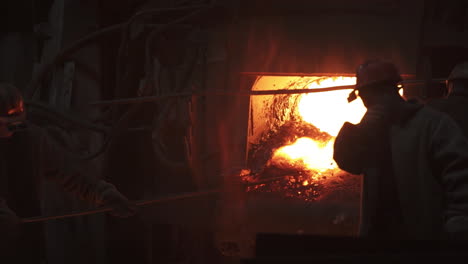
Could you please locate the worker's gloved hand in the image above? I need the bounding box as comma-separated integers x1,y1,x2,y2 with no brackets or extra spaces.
0,200,21,245
101,189,137,218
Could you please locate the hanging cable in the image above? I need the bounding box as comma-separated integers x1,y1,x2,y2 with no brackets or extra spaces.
26,5,215,160
100,6,213,164
27,4,212,100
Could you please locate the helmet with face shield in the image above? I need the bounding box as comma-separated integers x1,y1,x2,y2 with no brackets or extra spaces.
348,60,403,103
446,61,468,96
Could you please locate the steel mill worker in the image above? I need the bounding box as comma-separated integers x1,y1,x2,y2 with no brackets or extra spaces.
333,60,468,240
427,61,468,138
0,82,136,262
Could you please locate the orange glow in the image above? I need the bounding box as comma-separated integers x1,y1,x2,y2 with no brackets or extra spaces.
240,169,251,176
245,75,373,201
8,101,24,116
298,77,365,136
269,76,366,181
272,137,336,173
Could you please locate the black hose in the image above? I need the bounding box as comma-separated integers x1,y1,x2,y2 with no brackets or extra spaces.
28,5,214,160
102,6,213,163
28,4,212,100
116,4,210,98
26,24,124,100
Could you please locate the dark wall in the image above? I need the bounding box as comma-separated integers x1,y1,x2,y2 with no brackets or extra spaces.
0,0,53,33
223,0,424,75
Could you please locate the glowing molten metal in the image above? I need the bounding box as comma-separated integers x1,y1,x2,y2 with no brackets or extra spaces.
298,77,365,136
270,77,366,179
272,137,336,173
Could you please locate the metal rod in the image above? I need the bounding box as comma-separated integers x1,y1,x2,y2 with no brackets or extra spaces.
88,78,447,107
240,72,421,79
21,174,293,223
240,72,357,77
89,86,356,106
403,78,445,84
22,189,221,223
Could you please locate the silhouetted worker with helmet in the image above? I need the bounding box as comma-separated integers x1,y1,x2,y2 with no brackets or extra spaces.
428,61,468,138
0,82,136,263
334,60,468,240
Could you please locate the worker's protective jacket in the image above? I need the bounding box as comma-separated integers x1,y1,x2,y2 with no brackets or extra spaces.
334,102,468,239
0,125,118,261
427,91,468,139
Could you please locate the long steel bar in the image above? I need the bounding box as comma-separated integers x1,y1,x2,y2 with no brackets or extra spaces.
239,72,421,78
21,175,287,223
89,86,356,106
89,78,446,107
22,189,221,223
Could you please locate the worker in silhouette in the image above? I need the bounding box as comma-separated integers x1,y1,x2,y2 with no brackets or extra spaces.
334,60,468,239
0,82,136,262
428,61,468,138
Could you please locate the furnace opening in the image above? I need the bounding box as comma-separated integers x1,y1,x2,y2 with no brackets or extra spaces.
243,75,367,203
